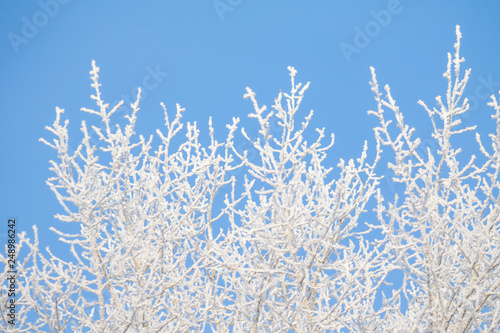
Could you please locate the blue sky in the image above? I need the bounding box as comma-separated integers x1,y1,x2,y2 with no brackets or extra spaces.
1,0,500,308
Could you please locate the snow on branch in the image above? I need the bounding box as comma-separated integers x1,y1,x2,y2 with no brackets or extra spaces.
3,26,500,332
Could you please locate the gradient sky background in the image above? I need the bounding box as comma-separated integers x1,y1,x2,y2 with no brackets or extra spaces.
1,0,500,323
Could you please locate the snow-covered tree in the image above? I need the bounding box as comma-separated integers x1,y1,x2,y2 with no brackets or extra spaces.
369,26,500,332
1,25,499,332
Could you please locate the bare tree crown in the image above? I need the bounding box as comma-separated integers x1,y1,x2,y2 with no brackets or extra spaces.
2,25,500,332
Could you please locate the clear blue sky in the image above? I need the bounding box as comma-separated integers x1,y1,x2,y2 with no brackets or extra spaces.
1,0,500,286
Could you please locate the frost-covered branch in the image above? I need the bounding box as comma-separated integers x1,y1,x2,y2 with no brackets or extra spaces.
2,26,500,332
369,25,500,332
